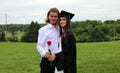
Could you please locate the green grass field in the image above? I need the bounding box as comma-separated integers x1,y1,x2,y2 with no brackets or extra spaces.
0,41,120,73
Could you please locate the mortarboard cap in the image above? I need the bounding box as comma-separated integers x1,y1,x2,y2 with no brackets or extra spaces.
60,10,74,20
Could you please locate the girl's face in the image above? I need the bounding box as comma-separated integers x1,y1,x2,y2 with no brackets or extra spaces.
59,17,67,28
48,12,58,25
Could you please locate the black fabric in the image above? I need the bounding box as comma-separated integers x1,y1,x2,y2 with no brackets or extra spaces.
40,57,56,73
60,10,74,20
62,31,77,73
55,52,64,71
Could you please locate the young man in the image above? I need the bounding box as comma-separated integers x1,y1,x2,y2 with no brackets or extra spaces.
37,8,61,73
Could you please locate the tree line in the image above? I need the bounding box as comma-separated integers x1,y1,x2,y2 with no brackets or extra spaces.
0,19,120,42
71,19,120,42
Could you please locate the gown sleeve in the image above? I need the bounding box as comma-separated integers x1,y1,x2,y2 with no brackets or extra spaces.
55,37,64,71
64,32,76,68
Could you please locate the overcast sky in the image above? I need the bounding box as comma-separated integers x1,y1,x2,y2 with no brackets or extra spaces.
0,0,120,24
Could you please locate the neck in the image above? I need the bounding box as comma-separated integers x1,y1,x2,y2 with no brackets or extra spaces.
49,23,57,27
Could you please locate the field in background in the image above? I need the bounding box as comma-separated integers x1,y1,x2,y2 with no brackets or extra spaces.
5,32,24,41
0,41,120,73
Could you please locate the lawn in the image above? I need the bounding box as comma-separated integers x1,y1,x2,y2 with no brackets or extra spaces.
77,41,120,73
0,41,120,73
0,42,40,73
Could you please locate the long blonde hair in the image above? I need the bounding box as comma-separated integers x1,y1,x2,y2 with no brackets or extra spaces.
45,8,59,23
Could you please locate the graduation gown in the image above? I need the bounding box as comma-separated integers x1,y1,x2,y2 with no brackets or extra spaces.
55,30,76,73
62,31,77,73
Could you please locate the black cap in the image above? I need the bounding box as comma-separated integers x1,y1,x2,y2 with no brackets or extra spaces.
60,10,74,20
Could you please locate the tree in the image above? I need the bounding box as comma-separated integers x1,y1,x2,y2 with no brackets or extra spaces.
6,24,19,42
116,19,120,24
21,21,41,42
0,30,6,42
115,24,120,34
7,24,18,37
104,20,115,24
88,27,107,42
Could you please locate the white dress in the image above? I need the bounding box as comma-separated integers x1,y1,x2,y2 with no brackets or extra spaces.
55,37,64,73
55,66,64,73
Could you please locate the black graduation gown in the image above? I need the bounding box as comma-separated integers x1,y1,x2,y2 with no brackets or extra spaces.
62,31,77,73
55,51,64,71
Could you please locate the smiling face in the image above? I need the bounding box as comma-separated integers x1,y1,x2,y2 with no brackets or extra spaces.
59,17,67,28
48,12,58,25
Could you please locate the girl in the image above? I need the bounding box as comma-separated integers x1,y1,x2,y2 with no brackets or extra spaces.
59,10,77,73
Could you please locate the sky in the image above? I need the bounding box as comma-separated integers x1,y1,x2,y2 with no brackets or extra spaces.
0,0,120,24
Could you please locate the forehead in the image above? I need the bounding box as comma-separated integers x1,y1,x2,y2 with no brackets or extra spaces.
49,12,58,16
60,17,67,19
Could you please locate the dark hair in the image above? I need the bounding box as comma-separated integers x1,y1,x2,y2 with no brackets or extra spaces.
45,7,59,23
60,17,73,37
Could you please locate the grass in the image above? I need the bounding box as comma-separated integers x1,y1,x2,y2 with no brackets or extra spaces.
77,41,120,73
0,41,120,73
0,42,40,73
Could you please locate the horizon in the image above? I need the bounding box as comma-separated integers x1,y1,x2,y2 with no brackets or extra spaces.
0,19,120,25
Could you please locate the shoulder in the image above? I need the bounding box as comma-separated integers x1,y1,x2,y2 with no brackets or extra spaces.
41,24,50,29
66,29,76,41
66,29,74,37
39,23,51,32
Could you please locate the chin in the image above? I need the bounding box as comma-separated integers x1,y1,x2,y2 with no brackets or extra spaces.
61,26,64,28
51,22,56,25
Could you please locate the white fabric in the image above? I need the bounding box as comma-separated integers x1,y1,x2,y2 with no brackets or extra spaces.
55,66,64,73
58,37,62,53
37,23,60,57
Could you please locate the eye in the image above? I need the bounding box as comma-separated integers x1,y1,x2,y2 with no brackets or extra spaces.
54,16,57,18
60,18,62,21
63,19,66,21
50,15,53,17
